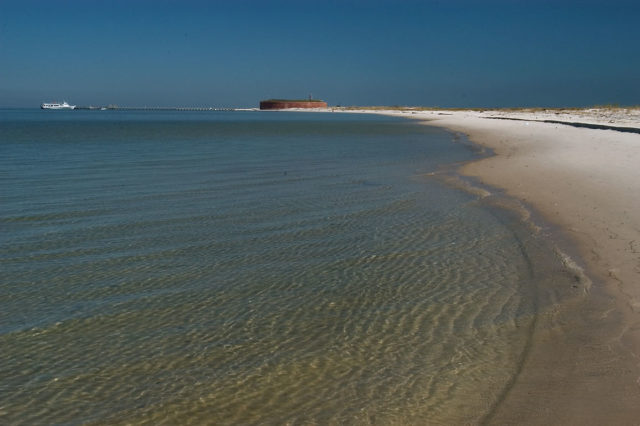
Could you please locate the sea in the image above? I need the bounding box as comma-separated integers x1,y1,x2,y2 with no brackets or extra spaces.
0,109,565,424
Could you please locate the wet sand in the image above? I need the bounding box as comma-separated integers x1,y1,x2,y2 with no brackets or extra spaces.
321,106,640,423
286,106,640,422
400,108,640,424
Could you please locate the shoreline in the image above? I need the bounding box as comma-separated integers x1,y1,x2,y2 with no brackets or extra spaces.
347,108,640,423
417,109,640,423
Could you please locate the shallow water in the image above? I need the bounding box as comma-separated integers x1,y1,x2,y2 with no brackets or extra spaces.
1,110,540,424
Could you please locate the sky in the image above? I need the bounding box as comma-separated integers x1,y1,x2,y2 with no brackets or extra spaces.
1,0,638,108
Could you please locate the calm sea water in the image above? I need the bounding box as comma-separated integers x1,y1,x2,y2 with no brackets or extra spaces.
1,110,537,424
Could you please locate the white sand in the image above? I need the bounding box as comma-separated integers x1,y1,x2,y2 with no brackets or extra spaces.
340,107,640,423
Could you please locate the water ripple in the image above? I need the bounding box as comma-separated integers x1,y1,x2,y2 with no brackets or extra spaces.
1,111,545,424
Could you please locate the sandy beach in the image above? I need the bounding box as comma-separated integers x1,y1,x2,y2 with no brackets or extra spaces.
307,105,640,422
266,105,640,421
373,107,640,423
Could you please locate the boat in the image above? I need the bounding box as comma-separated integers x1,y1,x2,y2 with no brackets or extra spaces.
41,101,76,110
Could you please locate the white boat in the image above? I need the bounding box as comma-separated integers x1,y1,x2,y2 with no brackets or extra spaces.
41,101,76,110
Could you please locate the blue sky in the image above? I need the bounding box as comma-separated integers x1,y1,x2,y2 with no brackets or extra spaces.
1,0,638,108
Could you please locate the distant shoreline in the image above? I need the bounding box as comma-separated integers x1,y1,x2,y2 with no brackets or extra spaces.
72,106,237,111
